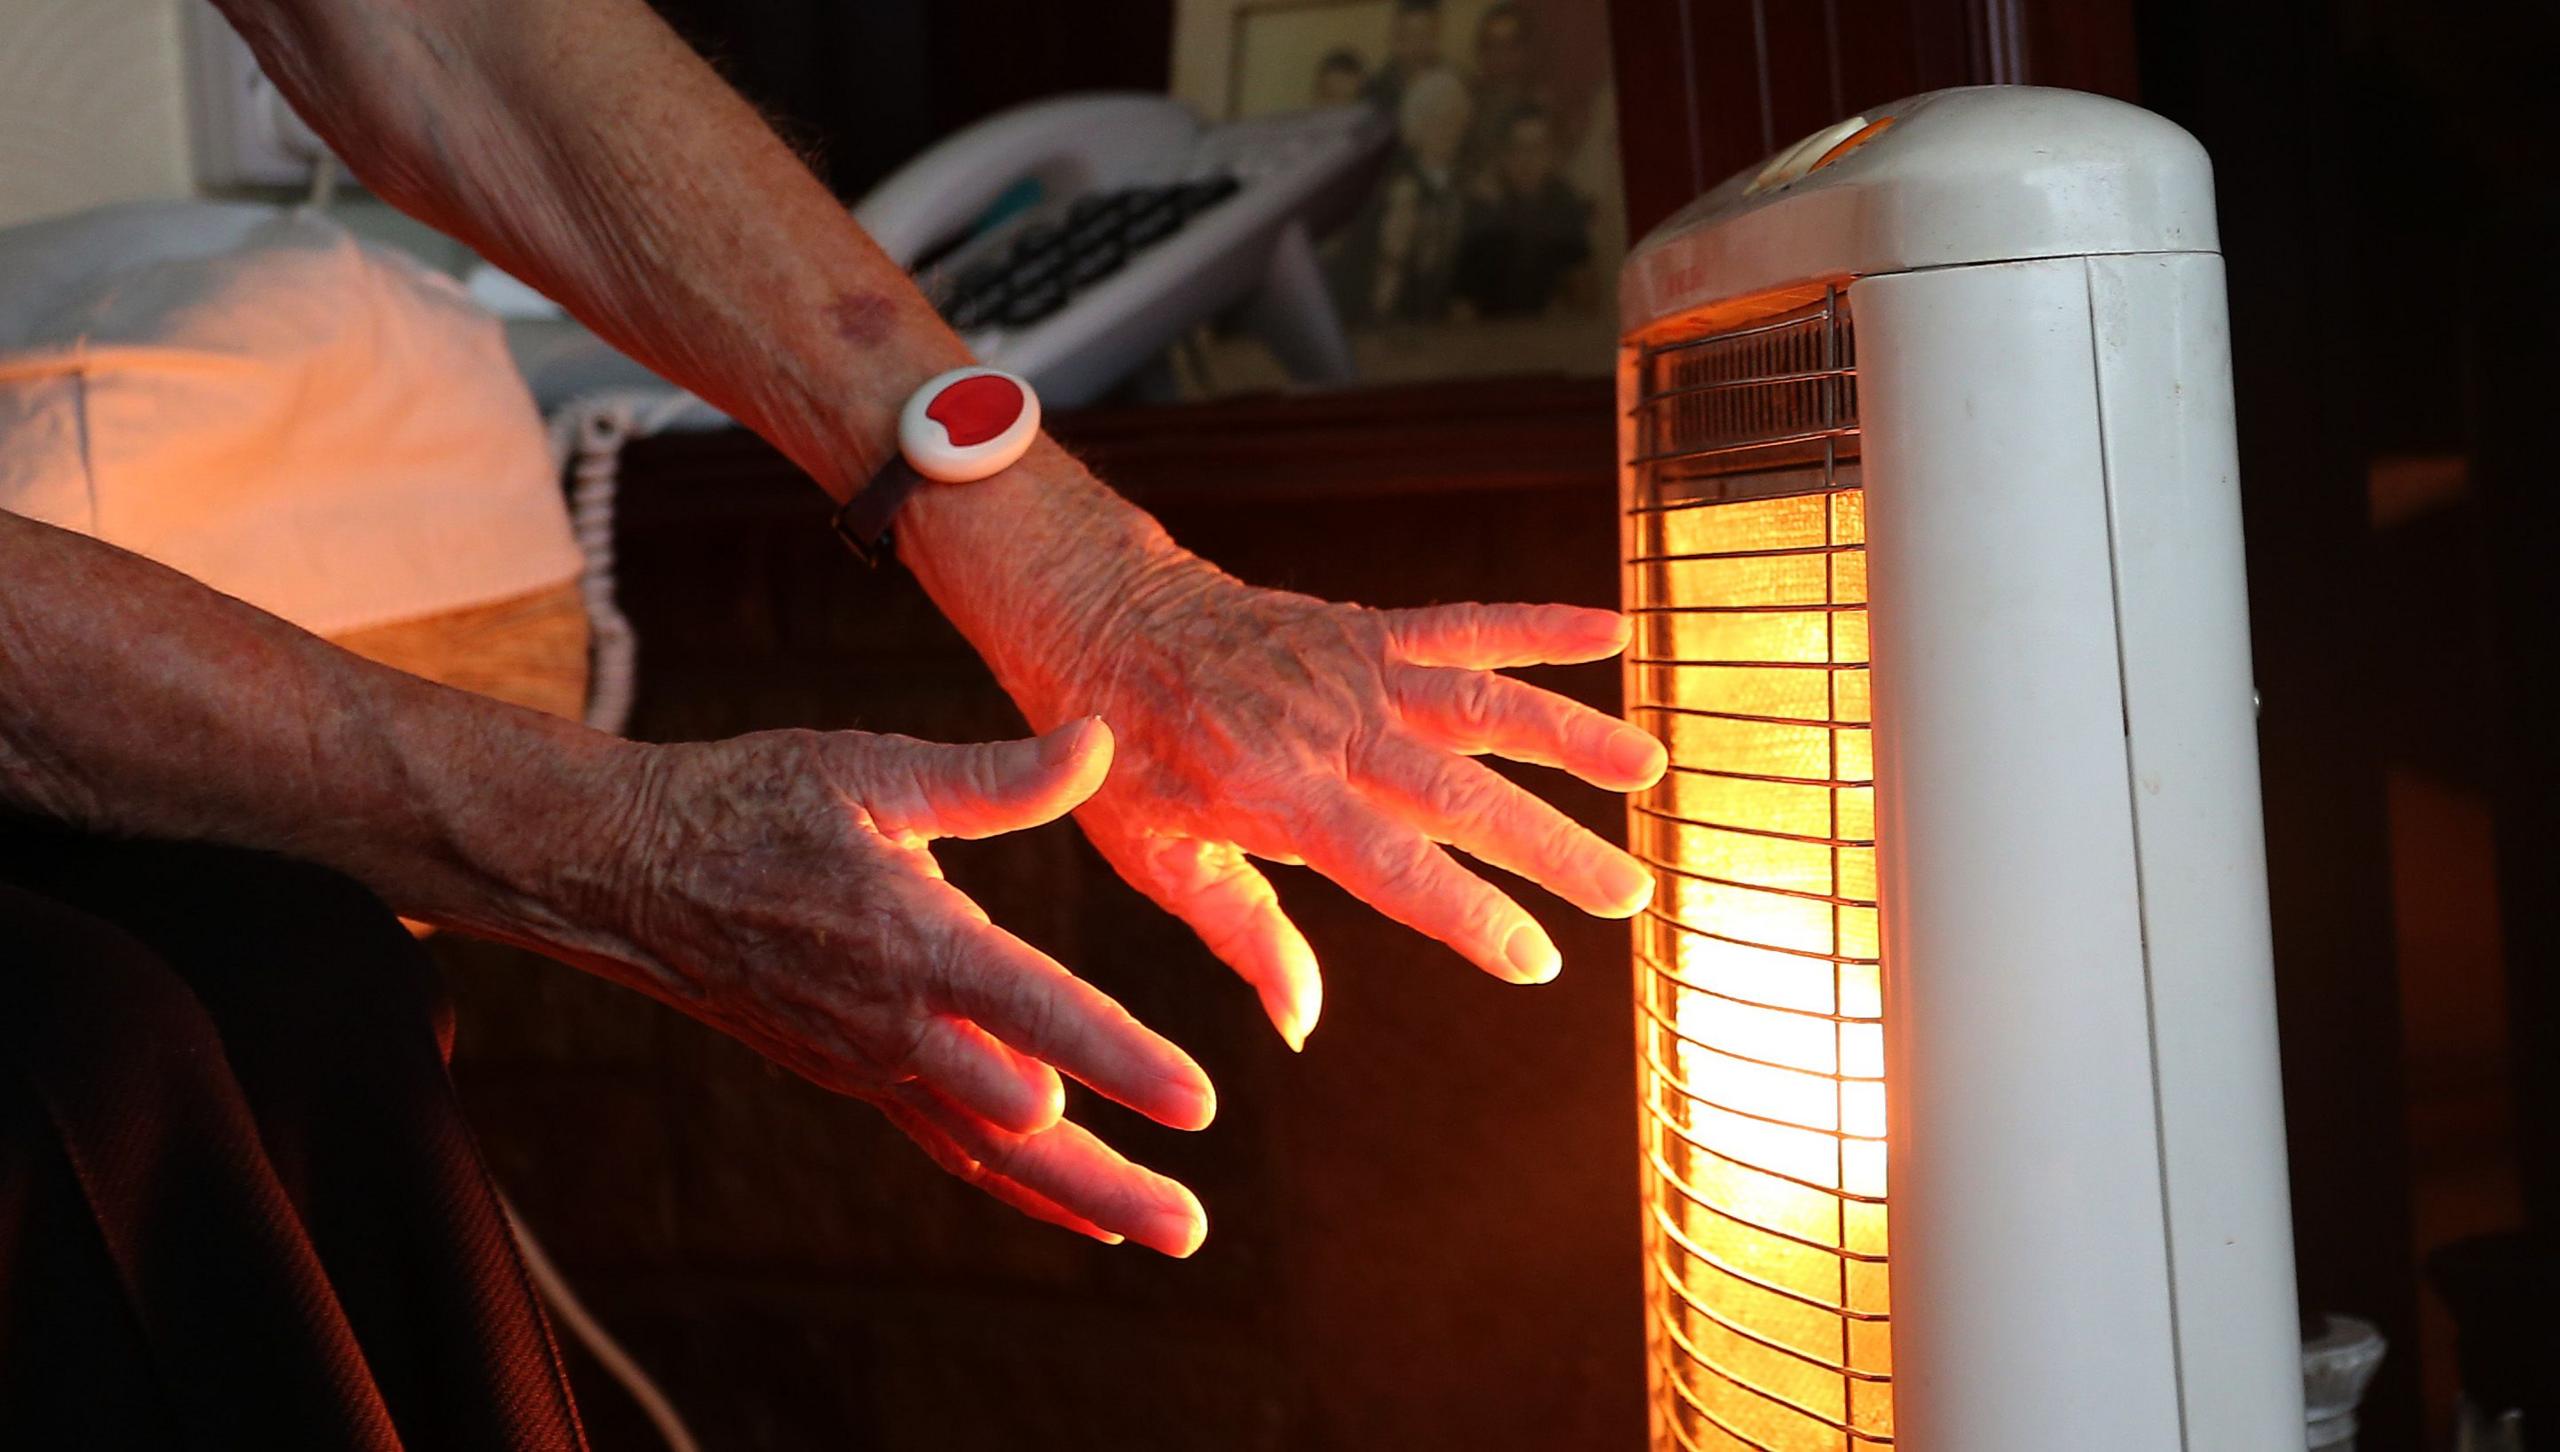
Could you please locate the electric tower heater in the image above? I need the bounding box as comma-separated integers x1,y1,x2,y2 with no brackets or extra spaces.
1619,88,2304,1450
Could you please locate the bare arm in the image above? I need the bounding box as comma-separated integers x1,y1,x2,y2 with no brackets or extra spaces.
218,0,1095,509
0,510,1210,1254
218,0,1666,1051
0,510,622,931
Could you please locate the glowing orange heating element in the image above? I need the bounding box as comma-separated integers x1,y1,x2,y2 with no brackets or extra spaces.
1627,293,1890,1450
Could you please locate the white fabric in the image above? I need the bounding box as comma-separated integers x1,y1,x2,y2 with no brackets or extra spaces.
0,201,581,636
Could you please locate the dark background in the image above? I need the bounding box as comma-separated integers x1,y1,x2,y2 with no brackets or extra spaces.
432,2,2555,1447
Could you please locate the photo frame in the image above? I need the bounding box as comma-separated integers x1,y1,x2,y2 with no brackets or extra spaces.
1171,0,1627,393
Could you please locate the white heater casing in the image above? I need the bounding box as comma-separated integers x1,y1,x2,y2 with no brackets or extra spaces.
1621,87,2303,1448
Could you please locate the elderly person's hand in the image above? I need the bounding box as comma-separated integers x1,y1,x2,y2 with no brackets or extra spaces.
953,547,1669,1051
197,0,1670,1237
579,717,1212,1253
2,509,1216,1254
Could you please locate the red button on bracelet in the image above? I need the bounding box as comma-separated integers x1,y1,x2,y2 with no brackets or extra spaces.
922,373,1027,449
834,366,1041,565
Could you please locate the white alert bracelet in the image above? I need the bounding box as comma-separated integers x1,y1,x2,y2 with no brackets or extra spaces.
833,366,1040,566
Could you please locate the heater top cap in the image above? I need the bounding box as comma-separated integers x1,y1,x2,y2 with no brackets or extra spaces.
1620,86,2218,335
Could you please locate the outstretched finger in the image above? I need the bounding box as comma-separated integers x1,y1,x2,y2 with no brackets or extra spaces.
880,1100,1124,1245
1392,664,1667,791
888,1084,1207,1257
1374,602,1631,669
1092,832,1322,1051
849,717,1114,844
1359,740,1653,919
909,1016,1065,1134
1297,793,1561,985
921,887,1216,1131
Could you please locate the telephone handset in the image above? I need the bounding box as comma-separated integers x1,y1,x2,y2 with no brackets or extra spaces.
854,92,1392,408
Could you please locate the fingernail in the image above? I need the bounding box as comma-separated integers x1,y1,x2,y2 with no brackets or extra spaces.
1600,855,1655,916
1503,923,1562,983
1268,998,1305,1053
1262,983,1317,1053
1038,719,1090,767
1141,1195,1208,1258
1000,1094,1065,1137
1156,1067,1216,1130
1611,730,1669,787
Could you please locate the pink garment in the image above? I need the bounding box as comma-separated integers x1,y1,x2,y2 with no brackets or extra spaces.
0,202,579,636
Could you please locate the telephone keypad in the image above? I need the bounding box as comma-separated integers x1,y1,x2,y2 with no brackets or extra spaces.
1067,240,1126,289
930,173,1241,336
1001,279,1070,328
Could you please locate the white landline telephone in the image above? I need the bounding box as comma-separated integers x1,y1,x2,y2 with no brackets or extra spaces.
478,93,1391,414
856,93,1393,407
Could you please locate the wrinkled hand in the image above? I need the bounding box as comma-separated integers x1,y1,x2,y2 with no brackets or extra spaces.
583,718,1211,1254
1015,559,1669,1049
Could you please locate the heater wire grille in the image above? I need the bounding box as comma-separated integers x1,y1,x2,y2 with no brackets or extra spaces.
1626,288,1892,1451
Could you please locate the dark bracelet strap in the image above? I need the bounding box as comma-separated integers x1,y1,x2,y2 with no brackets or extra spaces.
831,456,929,568
833,367,1039,567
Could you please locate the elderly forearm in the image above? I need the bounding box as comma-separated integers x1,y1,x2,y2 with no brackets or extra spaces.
214,0,1186,667
214,0,946,498
0,510,635,943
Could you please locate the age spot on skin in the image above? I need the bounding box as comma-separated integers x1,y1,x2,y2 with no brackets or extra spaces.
825,292,896,348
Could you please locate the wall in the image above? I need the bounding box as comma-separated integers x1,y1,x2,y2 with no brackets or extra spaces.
1605,0,2137,241
0,0,193,230
0,0,1171,266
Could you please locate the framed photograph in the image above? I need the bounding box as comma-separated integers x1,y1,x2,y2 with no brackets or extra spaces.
1171,0,1625,393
